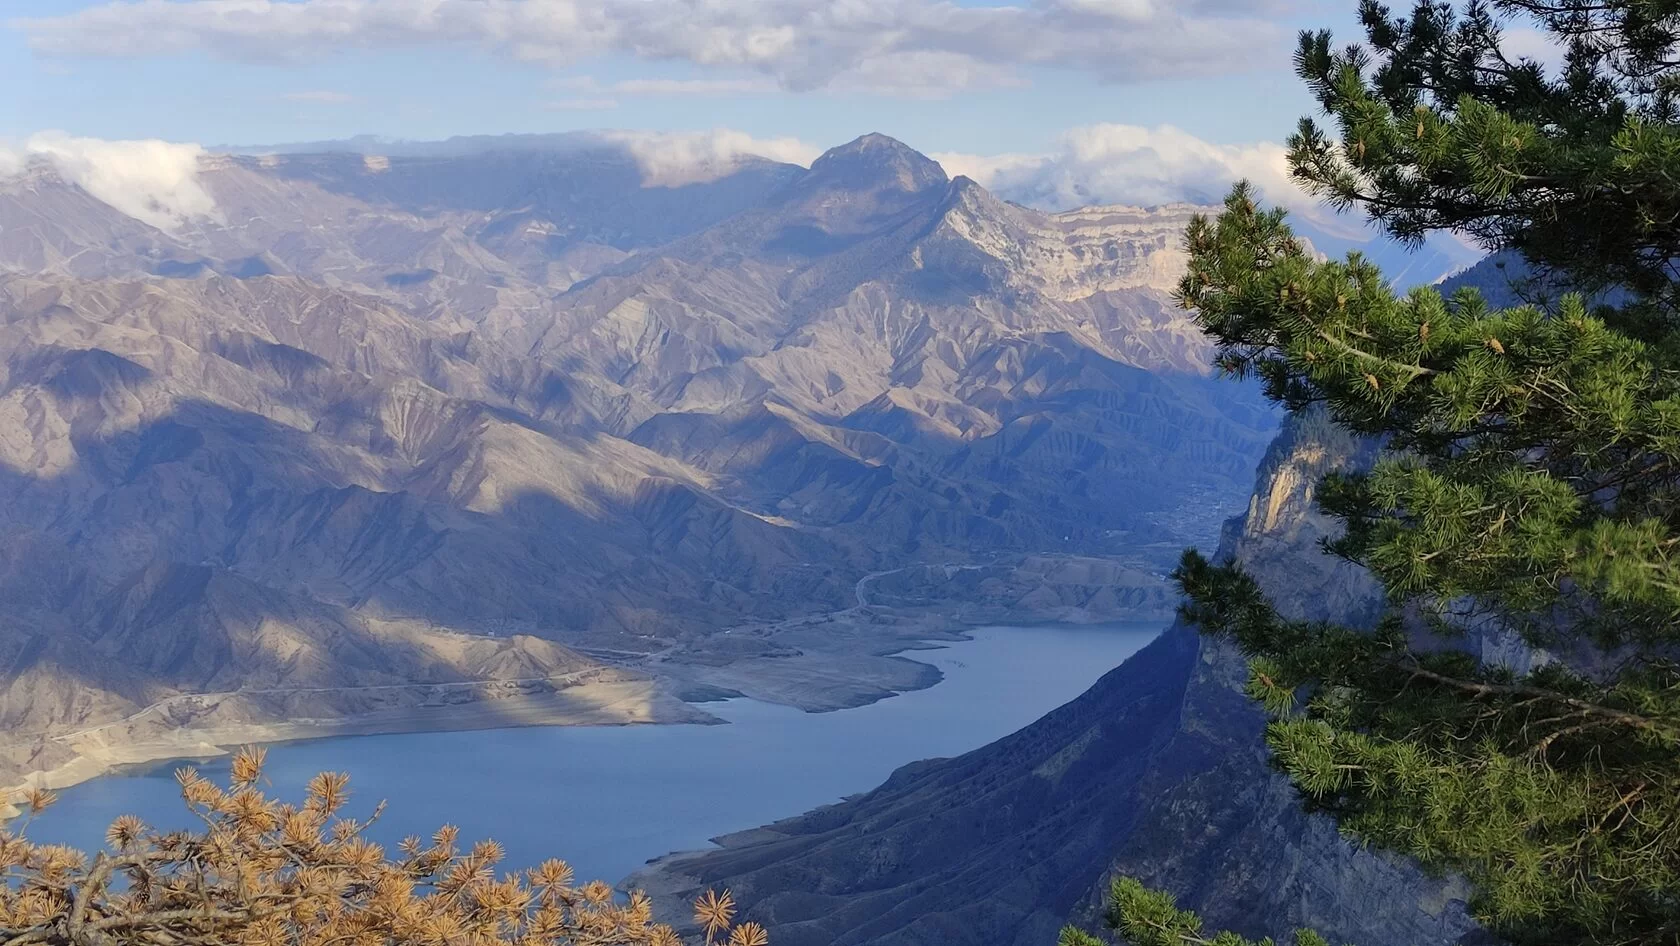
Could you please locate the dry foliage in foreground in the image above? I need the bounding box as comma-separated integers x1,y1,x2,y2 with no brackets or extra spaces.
0,748,767,946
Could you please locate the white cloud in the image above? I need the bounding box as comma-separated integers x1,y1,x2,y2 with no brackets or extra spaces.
548,75,601,91
599,129,821,186
934,124,1310,215
543,76,774,98
935,122,1486,282
612,77,775,96
830,50,1028,97
15,0,1285,96
1,132,218,231
543,97,620,111
929,150,1047,188
282,89,354,103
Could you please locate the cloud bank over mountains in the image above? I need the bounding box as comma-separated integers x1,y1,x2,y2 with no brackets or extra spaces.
933,123,1484,278
933,124,1303,213
0,132,219,231
14,0,1285,96
596,129,821,185
0,121,1478,283
6,122,1313,231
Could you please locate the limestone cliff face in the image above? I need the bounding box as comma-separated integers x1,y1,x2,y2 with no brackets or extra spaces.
1226,408,1382,625
627,410,1481,946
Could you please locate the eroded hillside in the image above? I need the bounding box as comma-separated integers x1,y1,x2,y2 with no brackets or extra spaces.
0,133,1276,789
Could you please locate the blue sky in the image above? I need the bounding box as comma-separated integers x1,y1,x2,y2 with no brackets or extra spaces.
3,0,1356,154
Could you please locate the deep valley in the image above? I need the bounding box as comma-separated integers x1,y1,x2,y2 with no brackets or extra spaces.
0,132,1274,795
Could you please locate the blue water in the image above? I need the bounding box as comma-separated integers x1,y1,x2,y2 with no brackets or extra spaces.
24,622,1159,886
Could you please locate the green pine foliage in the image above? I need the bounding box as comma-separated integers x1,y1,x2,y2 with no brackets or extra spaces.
1058,880,1333,946
1063,3,1680,945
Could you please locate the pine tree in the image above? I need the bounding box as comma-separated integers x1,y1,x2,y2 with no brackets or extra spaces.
1065,3,1680,945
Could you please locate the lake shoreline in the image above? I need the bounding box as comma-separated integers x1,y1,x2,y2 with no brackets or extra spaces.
3,598,1174,819
20,622,1166,890
1,552,1178,812
0,623,971,811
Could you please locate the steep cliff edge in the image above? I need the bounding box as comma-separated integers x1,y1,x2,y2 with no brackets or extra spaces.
626,411,1481,946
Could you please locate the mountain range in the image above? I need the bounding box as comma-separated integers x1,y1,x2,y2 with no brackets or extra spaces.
0,132,1281,789
0,124,1510,945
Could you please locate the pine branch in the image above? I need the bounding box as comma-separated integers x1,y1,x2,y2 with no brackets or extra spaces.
1399,663,1677,738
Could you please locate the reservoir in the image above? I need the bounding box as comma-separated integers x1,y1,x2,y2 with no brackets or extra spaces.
23,622,1160,887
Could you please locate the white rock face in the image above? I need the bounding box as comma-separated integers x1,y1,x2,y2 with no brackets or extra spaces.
0,133,1278,782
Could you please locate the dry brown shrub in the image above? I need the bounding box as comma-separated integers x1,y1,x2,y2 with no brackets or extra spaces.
0,748,762,946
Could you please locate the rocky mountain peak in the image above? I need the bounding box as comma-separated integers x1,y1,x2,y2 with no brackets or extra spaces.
801,132,949,196
934,173,1006,218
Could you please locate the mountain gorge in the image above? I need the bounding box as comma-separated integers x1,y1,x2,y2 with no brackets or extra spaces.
0,133,1277,789
623,253,1529,946
627,409,1483,946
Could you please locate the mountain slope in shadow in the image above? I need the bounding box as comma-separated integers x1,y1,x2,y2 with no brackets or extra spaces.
627,410,1482,946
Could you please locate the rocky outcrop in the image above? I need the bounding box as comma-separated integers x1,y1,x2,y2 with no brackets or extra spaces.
626,409,1481,946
